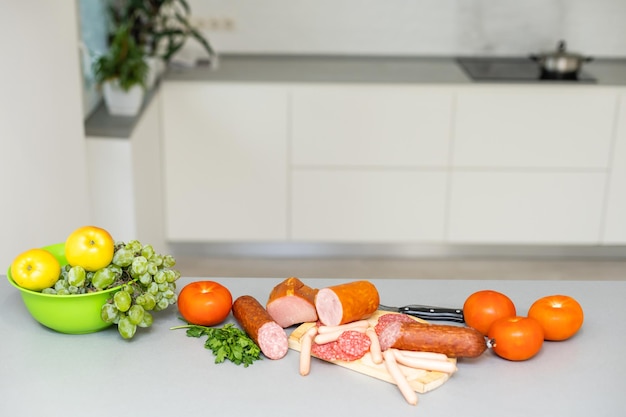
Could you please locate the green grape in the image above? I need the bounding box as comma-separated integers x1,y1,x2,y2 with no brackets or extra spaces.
54,279,68,291
165,269,179,283
108,264,122,279
162,289,175,299
150,254,163,266
154,270,166,284
141,245,155,260
147,282,159,296
146,262,158,276
57,288,70,295
67,265,86,287
138,272,152,286
157,282,169,292
138,311,153,328
131,256,148,276
118,316,137,339
162,255,176,268
125,240,142,254
101,303,119,323
137,293,156,310
92,268,116,290
128,305,145,325
113,290,132,312
155,298,169,311
42,288,56,295
112,247,134,267
68,285,80,294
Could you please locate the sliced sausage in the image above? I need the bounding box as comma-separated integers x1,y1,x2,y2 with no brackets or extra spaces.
266,277,319,328
315,280,380,326
232,295,289,360
378,321,488,358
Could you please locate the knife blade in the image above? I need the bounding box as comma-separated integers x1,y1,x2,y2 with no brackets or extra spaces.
378,304,465,323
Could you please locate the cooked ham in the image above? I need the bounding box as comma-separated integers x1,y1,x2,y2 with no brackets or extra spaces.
266,277,319,328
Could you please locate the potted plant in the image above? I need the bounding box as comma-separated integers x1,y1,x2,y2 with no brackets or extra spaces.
93,23,148,116
108,0,217,88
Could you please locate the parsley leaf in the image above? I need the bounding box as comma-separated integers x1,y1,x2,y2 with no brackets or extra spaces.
171,322,262,367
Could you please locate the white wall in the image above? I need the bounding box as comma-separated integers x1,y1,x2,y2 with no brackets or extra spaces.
0,1,90,267
186,0,626,58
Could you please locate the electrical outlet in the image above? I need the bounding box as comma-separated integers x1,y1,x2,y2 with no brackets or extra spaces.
193,16,235,32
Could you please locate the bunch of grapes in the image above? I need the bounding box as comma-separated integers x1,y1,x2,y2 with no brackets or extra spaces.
42,240,180,339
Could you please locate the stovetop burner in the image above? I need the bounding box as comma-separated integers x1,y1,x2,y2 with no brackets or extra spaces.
457,57,596,83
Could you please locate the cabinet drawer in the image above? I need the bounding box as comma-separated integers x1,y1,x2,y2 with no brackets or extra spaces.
454,88,616,169
291,85,453,167
448,171,606,244
291,170,447,242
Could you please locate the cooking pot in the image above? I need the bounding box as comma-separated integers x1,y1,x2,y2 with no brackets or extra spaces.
530,40,593,78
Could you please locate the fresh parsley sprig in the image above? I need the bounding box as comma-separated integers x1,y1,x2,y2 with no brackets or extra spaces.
171,323,262,367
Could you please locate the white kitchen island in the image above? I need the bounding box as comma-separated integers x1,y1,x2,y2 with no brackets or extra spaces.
1,275,623,417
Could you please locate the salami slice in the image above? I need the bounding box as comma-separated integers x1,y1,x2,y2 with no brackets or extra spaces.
336,330,371,359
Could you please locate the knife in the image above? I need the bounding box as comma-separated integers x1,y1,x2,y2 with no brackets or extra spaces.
378,304,465,323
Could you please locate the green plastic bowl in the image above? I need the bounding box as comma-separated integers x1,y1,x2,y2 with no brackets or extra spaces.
7,242,121,334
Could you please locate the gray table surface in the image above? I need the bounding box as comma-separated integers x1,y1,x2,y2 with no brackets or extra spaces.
1,275,623,417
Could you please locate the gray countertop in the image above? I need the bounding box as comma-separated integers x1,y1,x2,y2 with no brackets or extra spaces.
85,54,626,139
1,275,623,417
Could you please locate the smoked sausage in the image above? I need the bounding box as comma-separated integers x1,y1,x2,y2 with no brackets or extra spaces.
378,321,489,358
315,280,380,326
232,295,289,360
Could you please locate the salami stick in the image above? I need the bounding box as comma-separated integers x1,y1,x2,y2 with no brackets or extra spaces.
232,295,289,360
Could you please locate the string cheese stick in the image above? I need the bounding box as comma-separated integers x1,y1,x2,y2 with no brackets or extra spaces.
383,349,418,406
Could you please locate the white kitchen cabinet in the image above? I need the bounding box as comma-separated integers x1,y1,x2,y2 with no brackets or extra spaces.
161,82,288,241
291,85,453,167
603,92,626,244
454,87,616,169
86,91,166,251
291,170,447,242
448,171,606,244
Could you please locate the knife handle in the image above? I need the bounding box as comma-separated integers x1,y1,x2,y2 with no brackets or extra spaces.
399,305,465,323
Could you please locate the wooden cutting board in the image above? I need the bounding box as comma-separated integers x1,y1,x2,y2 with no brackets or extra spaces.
288,310,456,393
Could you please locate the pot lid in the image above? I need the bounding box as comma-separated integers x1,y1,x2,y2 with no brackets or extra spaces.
539,40,585,59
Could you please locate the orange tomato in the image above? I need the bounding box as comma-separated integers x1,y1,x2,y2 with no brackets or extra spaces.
488,316,544,361
463,290,517,335
178,281,233,326
528,295,584,341
65,226,115,272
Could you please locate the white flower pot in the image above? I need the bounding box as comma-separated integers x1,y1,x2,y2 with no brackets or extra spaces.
102,80,145,116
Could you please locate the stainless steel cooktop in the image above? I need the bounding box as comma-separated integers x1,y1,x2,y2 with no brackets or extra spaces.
457,57,596,83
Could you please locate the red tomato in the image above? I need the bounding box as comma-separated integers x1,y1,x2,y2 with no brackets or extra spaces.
463,290,517,335
488,316,544,361
178,281,233,326
528,295,584,341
